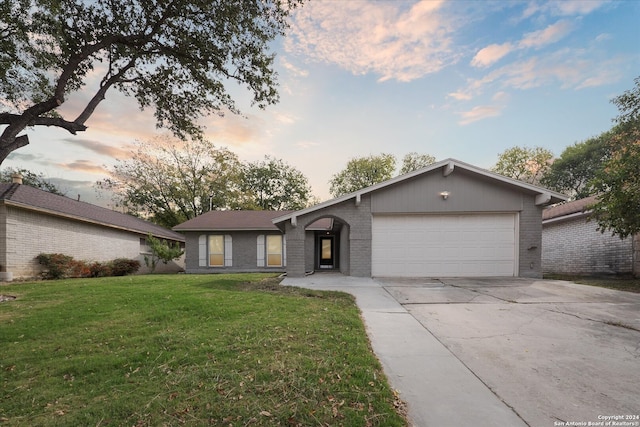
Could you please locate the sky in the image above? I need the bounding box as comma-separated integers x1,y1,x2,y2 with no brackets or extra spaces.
4,0,640,206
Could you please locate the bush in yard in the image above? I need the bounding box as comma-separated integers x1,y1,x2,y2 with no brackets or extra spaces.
88,262,112,278
144,233,184,273
69,259,92,278
36,254,140,279
36,253,74,279
109,258,141,276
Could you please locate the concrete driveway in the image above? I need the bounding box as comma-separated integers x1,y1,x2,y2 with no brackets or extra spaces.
378,277,640,427
283,275,640,427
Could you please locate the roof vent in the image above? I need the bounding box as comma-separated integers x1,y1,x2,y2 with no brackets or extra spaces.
11,174,23,185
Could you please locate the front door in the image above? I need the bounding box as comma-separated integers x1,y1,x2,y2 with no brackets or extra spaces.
318,236,334,269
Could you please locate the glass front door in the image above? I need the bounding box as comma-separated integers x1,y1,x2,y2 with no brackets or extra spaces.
319,236,334,269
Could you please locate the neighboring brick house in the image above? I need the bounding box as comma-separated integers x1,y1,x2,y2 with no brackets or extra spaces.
542,196,639,276
0,176,185,280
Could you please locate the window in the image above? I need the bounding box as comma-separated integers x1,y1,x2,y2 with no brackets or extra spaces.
266,235,283,267
209,235,224,267
257,235,285,267
199,235,231,267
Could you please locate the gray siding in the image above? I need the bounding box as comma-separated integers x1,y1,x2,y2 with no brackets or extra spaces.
371,169,524,213
183,230,285,274
543,216,633,275
282,167,546,278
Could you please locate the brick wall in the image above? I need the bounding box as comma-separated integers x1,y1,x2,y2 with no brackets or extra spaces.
542,214,633,275
5,206,184,279
519,196,544,278
282,195,372,277
182,230,286,274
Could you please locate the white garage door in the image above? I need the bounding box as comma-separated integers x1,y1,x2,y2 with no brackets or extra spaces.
372,214,517,277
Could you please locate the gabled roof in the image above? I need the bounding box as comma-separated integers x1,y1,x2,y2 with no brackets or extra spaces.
542,195,598,222
273,158,568,225
173,210,292,231
0,183,184,242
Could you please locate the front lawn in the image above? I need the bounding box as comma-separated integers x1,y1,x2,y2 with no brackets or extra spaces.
0,274,406,426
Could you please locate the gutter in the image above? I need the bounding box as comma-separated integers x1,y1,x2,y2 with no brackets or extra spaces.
542,210,590,226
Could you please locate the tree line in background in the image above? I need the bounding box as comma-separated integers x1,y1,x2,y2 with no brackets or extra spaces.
491,77,639,239
95,137,316,228
2,77,638,239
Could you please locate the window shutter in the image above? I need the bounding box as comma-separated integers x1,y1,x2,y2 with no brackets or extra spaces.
283,235,287,267
198,235,207,267
257,235,265,267
224,235,233,266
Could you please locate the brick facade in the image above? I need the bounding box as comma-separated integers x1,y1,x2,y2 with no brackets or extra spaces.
519,196,545,278
1,205,183,279
182,230,286,274
284,195,373,277
542,214,634,275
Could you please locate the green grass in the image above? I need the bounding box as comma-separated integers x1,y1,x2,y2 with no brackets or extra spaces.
0,274,407,426
545,274,640,293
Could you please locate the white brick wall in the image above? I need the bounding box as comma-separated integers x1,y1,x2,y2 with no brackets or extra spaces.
542,214,633,275
4,206,183,279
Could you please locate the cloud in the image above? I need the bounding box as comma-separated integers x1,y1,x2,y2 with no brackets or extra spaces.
448,91,473,101
457,105,503,125
492,91,510,102
62,138,133,159
518,20,573,49
552,0,610,16
285,0,460,82
6,152,40,163
471,20,573,70
202,111,265,147
457,48,625,100
280,57,309,78
56,159,108,175
272,112,297,125
471,43,514,68
522,0,610,18
295,140,320,149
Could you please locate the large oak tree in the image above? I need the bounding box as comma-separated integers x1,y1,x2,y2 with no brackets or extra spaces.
590,76,640,238
99,137,245,228
0,0,303,164
540,132,611,200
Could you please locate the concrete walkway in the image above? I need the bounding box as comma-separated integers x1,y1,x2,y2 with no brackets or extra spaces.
282,274,527,427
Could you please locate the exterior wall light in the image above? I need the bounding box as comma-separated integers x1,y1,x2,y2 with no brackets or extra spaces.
439,191,450,200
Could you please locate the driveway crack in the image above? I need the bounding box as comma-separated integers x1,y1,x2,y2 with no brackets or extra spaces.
543,306,640,333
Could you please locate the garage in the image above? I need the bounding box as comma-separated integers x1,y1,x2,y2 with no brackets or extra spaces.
371,213,518,277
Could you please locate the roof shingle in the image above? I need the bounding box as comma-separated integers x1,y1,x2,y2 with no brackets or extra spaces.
174,210,293,231
542,195,598,221
0,183,184,241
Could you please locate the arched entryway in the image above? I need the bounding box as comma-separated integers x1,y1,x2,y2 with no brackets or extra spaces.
304,216,350,274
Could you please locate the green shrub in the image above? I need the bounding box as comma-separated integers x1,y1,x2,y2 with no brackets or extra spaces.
109,258,140,276
36,254,140,279
36,253,74,279
88,262,112,278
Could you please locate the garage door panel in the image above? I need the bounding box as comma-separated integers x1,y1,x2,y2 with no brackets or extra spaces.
372,214,516,277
